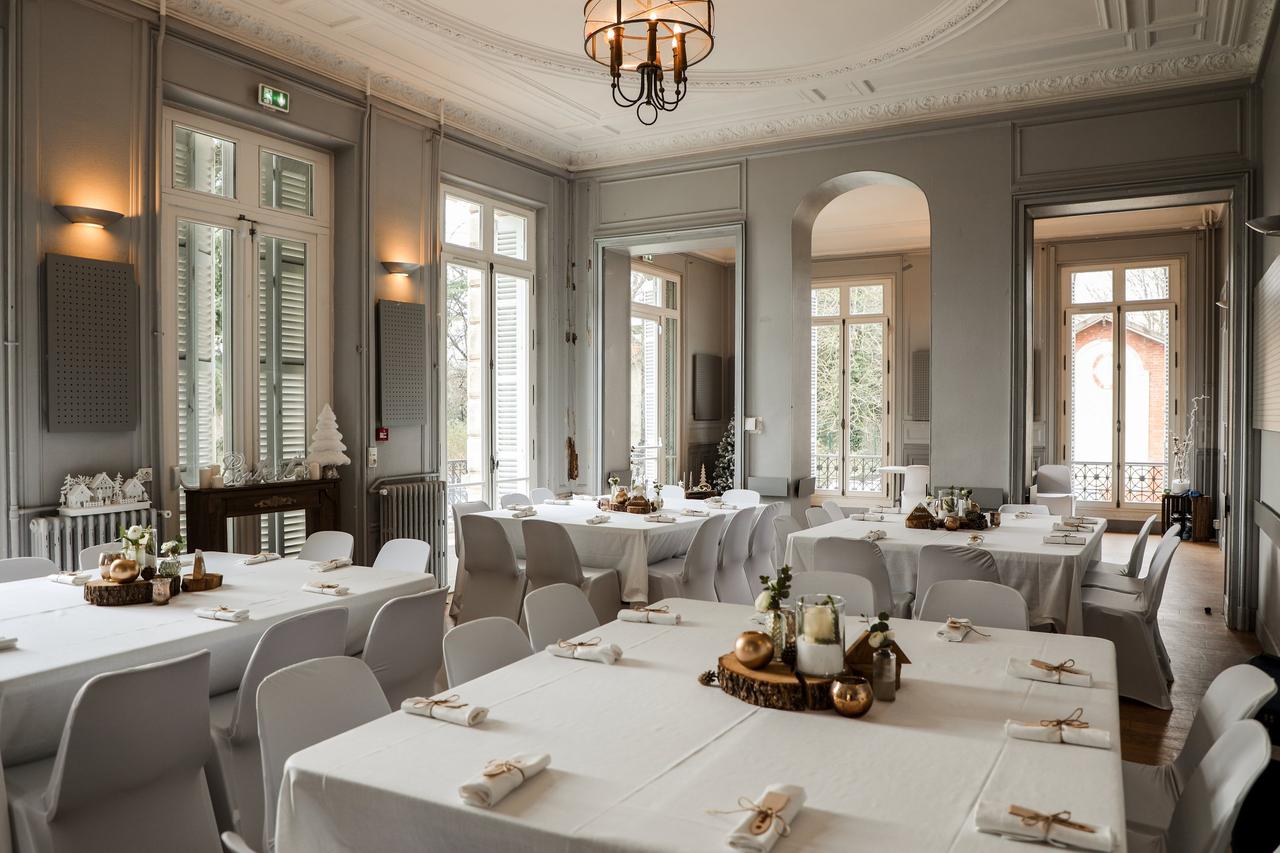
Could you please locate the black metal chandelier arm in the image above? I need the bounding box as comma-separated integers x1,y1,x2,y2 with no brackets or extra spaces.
611,77,644,108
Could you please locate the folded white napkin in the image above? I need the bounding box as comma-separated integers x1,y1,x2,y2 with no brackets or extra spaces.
312,558,353,572
511,507,537,519
1043,534,1086,546
1064,517,1096,527
302,580,349,596
542,498,570,505
863,529,887,542
1004,710,1112,750
546,639,623,664
195,606,249,623
49,571,94,586
1015,511,1035,520
244,551,280,565
459,753,550,808
682,508,710,517
1053,522,1093,533
585,514,611,525
975,800,1112,851
618,607,681,626
572,494,597,501
402,695,488,727
1008,657,1093,688
0,637,17,651
936,617,988,643
852,513,885,522
721,784,807,853
645,514,676,523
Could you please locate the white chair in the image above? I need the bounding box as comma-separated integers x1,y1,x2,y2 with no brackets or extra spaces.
361,588,449,706
443,617,533,687
716,508,756,604
77,542,121,572
901,464,929,511
207,608,348,851
524,584,600,650
790,571,876,617
6,650,222,853
744,503,783,588
1031,464,1075,517
805,506,832,529
649,514,729,603
298,530,354,562
523,519,621,624
0,557,55,583
1082,525,1181,709
721,488,761,506
916,579,1029,630
916,545,1001,606
998,503,1050,515
499,492,532,508
1126,720,1270,853
448,499,491,618
820,499,845,523
813,538,912,617
530,487,555,504
256,657,389,852
371,538,433,575
454,514,527,624
659,484,685,503
772,515,802,572
1123,664,1276,843
1082,515,1159,592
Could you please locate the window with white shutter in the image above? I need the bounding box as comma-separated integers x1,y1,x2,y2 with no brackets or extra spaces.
629,263,679,485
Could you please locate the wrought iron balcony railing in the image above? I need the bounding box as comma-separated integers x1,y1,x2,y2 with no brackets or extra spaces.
1069,461,1166,504
812,452,883,494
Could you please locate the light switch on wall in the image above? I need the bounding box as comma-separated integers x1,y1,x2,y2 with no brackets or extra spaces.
367,447,378,468
744,417,763,433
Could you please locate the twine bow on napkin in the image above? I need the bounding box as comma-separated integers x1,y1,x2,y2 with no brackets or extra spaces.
1038,707,1089,730
633,604,670,614
556,637,602,650
1009,805,1096,835
214,605,236,613
482,759,528,783
709,796,793,839
1030,658,1085,683
410,695,469,719
945,617,991,639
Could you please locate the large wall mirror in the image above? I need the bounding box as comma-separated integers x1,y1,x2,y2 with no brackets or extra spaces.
593,224,744,494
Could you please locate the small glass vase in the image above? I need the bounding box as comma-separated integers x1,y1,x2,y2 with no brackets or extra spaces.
872,648,897,701
157,556,182,579
764,609,787,664
794,594,846,677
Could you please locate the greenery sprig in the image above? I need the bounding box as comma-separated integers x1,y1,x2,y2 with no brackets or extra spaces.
755,564,793,612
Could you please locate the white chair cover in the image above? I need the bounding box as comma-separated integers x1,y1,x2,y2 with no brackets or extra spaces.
455,515,526,624
208,608,348,851
7,651,220,853
530,488,555,504
789,571,876,617
523,519,620,624
1084,515,1160,590
901,465,929,511
805,507,831,529
649,514,728,603
814,538,912,617
443,617,533,687
658,484,685,502
76,542,120,572
448,500,492,618
744,503,783,588
371,538,433,575
257,657,390,851
721,489,761,506
772,515,802,572
298,531,354,561
916,580,1029,630
0,557,56,583
1032,465,1076,516
715,509,755,604
820,499,845,523
499,493,532,508
997,503,1050,515
362,588,449,706
524,584,601,650
917,544,1000,603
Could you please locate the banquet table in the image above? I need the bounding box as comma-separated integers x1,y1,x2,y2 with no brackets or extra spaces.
478,499,741,602
276,598,1124,853
784,513,1107,634
0,552,434,766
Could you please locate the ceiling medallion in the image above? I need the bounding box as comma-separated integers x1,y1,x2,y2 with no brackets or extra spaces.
584,1,714,125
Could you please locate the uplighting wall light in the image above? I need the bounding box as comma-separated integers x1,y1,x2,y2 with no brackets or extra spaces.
380,261,421,276
54,205,124,229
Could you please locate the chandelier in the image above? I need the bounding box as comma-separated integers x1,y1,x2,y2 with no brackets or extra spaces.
584,1,715,126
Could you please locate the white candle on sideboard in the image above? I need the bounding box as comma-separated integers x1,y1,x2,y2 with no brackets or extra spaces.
308,462,322,480
198,467,213,490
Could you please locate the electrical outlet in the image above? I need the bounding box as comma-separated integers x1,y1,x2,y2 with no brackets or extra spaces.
367,447,378,468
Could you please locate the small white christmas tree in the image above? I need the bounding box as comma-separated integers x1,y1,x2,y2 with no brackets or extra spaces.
308,404,351,476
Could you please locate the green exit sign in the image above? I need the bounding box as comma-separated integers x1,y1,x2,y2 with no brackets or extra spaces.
258,84,290,113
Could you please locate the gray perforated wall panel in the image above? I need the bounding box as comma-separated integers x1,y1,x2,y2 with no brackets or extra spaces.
45,254,138,432
378,299,428,426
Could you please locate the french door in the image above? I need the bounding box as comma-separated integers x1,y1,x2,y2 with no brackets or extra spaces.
1061,260,1180,509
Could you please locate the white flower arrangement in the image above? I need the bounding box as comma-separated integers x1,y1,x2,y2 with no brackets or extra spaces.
867,612,895,651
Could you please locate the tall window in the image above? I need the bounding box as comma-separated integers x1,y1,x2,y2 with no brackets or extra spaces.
810,278,892,497
161,110,332,555
442,189,536,510
1060,259,1181,508
629,263,680,485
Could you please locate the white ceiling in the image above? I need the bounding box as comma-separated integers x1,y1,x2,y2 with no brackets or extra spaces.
158,0,1275,170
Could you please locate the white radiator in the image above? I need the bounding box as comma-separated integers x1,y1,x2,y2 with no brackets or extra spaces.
374,478,448,585
30,508,160,572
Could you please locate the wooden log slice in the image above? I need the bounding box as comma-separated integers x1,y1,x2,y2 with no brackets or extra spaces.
83,579,153,606
182,573,223,592
716,653,834,712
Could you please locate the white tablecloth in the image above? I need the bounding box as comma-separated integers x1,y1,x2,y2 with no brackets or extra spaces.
276,599,1124,853
0,553,433,765
784,514,1107,634
480,500,739,602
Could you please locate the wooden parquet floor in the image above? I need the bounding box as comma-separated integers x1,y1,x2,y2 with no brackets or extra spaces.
1104,533,1262,765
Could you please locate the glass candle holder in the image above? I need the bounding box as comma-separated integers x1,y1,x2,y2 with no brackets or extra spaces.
794,594,846,678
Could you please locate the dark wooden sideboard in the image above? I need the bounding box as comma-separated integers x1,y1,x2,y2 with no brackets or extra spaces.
183,478,341,552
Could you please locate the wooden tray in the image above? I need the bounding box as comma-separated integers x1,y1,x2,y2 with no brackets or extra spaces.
715,653,834,712
84,579,152,606
182,572,223,592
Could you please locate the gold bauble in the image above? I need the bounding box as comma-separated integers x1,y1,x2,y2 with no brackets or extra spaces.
943,515,962,531
830,675,875,717
108,558,139,585
734,631,774,670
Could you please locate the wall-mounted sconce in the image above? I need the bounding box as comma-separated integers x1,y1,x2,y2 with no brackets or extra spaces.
54,205,123,229
1246,215,1280,236
380,261,421,276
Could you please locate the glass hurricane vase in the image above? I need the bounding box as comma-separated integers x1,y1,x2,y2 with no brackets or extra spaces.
794,594,846,678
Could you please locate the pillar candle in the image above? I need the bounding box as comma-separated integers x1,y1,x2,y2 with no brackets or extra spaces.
198,467,213,490
308,462,322,480
210,474,224,489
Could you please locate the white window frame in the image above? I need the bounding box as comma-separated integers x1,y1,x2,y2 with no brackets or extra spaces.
159,108,333,536
628,260,681,485
1058,257,1184,510
811,274,895,499
438,187,537,509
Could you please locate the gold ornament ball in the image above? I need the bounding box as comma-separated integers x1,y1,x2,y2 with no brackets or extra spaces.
943,515,962,531
831,675,875,718
734,631,775,670
108,558,139,585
